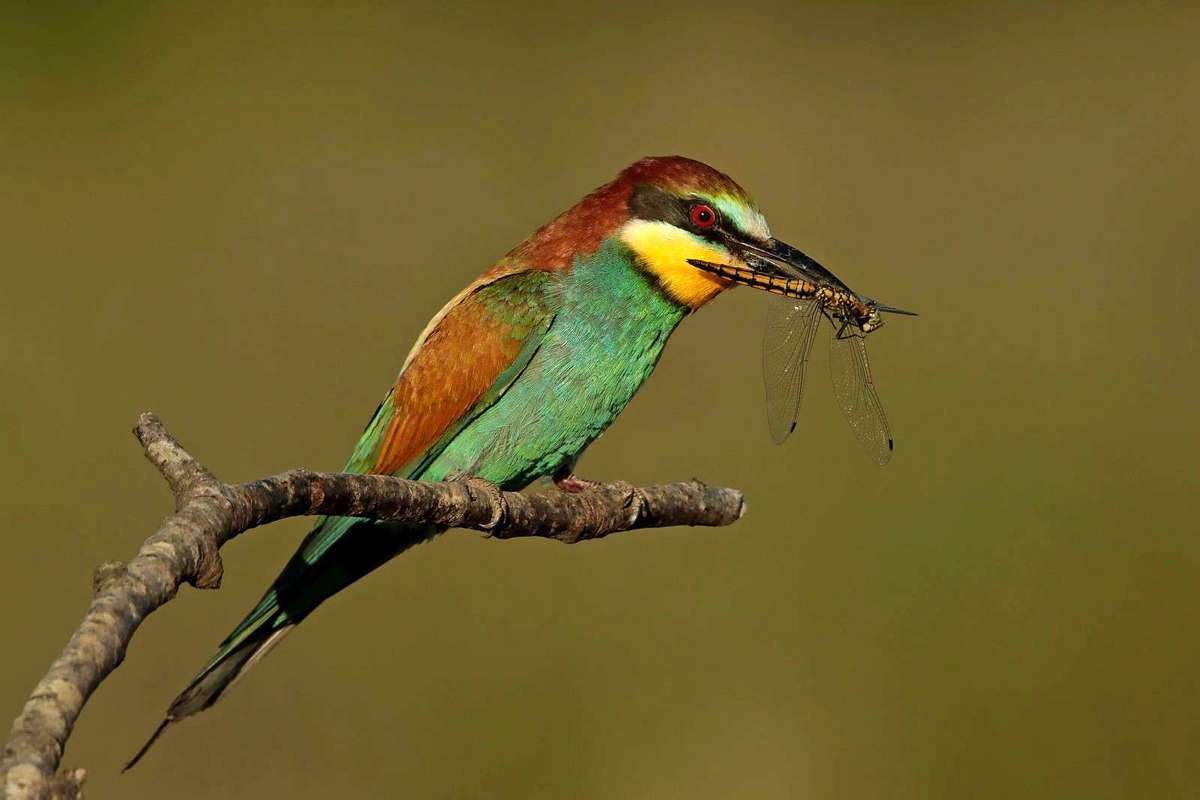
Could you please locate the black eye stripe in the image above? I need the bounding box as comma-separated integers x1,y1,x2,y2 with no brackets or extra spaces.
629,184,687,227
628,184,730,242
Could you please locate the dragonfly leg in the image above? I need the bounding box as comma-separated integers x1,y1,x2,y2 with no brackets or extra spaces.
821,308,857,340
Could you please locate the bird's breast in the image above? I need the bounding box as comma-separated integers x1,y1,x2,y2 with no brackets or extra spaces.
428,243,690,488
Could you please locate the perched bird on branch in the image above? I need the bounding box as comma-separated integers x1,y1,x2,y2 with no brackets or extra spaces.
128,155,848,767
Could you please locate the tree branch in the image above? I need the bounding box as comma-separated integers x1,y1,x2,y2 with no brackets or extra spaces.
1,413,745,799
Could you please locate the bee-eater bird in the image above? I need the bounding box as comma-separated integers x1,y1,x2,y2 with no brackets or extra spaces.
128,155,840,767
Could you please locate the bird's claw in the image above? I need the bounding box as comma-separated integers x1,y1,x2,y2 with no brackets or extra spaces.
607,480,650,520
452,474,507,532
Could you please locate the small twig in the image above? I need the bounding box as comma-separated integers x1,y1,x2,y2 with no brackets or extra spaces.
0,413,745,799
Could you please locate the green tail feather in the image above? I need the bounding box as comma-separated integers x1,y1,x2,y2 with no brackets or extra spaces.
122,612,292,771
125,516,440,770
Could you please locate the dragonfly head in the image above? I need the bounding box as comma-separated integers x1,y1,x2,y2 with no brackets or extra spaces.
860,306,886,333
857,297,917,333
830,294,887,335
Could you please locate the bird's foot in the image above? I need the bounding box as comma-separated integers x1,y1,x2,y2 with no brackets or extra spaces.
552,466,602,494
448,473,507,532
551,469,650,525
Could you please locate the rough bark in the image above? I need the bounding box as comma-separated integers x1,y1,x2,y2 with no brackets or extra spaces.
1,413,745,799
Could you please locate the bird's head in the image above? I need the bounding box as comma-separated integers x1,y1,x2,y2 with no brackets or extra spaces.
507,155,864,310
611,156,767,308
616,156,860,310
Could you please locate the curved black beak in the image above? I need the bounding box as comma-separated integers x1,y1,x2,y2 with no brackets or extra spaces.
874,303,918,317
727,235,854,293
688,230,919,318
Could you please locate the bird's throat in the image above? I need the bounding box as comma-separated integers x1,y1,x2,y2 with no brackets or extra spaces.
619,220,733,309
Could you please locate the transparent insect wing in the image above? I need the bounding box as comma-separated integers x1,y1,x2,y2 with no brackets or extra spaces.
828,326,893,464
762,294,822,444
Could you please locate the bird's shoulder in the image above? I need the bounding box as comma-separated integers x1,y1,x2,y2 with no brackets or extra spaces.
349,267,560,477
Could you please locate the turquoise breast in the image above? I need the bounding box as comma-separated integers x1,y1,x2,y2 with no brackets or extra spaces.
421,239,687,489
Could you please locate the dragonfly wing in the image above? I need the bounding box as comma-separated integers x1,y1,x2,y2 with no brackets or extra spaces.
762,294,822,444
828,327,894,464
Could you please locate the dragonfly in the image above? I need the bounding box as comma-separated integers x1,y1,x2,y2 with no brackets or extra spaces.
689,246,915,465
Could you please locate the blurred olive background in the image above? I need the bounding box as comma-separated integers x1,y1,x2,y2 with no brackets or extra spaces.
3,1,1199,798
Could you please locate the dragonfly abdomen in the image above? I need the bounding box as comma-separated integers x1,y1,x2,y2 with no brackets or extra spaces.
690,260,816,298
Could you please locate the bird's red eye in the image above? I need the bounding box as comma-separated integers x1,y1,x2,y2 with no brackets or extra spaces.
690,204,716,229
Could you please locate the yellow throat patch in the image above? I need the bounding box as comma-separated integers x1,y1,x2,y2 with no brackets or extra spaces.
619,220,735,308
